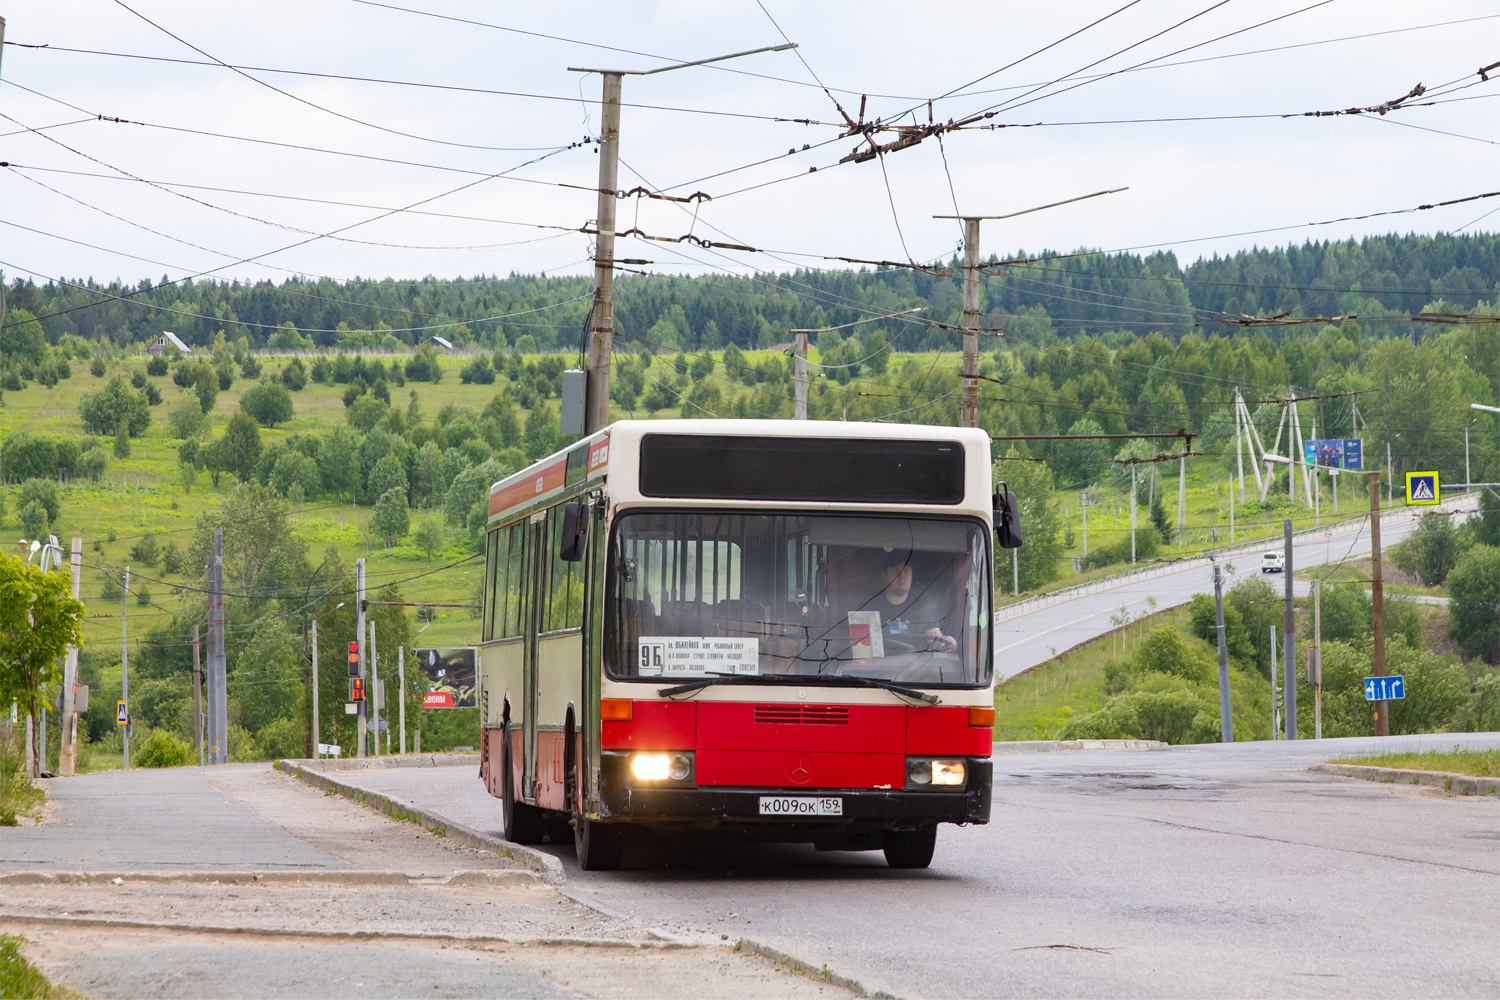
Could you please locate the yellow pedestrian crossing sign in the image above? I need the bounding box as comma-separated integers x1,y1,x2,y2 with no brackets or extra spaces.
1405,471,1440,505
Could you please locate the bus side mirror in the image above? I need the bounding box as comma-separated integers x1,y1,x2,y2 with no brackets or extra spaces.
559,501,589,562
993,488,1023,550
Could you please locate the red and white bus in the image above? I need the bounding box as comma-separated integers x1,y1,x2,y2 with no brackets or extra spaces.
476,419,1021,869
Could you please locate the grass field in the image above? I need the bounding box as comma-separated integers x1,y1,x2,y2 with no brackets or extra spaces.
1331,748,1500,777
993,606,1191,741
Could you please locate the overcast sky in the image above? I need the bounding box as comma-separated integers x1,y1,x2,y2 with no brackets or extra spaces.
2,0,1497,289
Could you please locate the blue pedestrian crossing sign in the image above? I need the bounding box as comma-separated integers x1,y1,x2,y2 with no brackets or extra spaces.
1364,675,1405,701
116,700,129,725
1404,471,1439,505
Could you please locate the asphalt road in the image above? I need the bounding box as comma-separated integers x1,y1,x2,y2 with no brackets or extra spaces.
341,734,1500,999
992,496,1477,680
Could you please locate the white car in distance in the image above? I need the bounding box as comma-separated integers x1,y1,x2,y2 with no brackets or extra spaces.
1260,551,1285,573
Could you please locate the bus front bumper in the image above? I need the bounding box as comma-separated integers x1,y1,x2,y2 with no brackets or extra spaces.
597,753,991,828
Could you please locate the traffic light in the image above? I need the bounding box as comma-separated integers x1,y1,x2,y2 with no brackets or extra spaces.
348,641,360,677
349,677,365,702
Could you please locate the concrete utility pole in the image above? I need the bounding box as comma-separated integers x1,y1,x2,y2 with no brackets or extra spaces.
398,645,406,756
935,189,1126,430
122,566,131,769
208,528,228,764
371,621,380,757
191,625,202,766
1368,473,1389,736
572,42,795,434
310,619,319,758
1130,466,1137,564
1282,519,1297,740
357,558,367,758
793,332,808,420
960,217,981,428
1212,561,1233,743
59,538,81,776
1313,578,1323,740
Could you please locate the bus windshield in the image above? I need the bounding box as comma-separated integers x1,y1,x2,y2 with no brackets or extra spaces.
607,512,991,687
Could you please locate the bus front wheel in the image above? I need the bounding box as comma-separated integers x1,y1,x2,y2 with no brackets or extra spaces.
574,817,625,871
501,727,546,845
882,826,936,869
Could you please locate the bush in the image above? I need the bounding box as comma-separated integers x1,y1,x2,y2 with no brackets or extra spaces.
146,354,169,377
239,355,262,379
460,355,495,384
134,729,192,768
144,383,163,406
190,363,219,413
89,357,107,377
239,381,295,427
78,375,150,436
1391,512,1465,586
18,479,60,524
1447,544,1500,662
131,369,148,389
372,487,410,546
405,346,443,383
1449,672,1500,733
18,501,46,539
129,534,161,567
161,541,183,575
255,716,306,760
280,357,308,391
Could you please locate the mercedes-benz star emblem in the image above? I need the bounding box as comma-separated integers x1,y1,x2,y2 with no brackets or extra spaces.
787,754,814,784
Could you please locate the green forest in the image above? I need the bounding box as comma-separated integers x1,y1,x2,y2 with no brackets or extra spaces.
0,229,1497,763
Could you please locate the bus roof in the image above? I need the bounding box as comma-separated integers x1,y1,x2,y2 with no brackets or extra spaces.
486,419,993,525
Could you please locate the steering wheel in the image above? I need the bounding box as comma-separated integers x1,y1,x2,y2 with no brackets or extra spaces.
882,637,919,655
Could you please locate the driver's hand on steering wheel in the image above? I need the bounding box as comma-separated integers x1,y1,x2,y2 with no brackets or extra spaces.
923,632,958,653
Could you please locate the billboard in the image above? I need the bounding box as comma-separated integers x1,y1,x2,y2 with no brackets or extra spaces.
1302,438,1363,470
411,647,478,709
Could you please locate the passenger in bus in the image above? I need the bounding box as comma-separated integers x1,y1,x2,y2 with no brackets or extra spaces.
869,549,957,653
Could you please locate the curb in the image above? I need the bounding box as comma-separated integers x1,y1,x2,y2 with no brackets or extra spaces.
287,754,479,772
274,760,566,884
993,739,1168,753
736,937,901,999
1309,763,1498,796
0,869,536,887
0,911,669,950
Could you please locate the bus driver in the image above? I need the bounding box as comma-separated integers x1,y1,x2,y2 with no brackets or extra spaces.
869,548,958,653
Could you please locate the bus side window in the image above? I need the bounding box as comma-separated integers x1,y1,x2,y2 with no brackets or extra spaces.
543,505,585,632
505,524,525,637
488,524,509,641
482,529,499,642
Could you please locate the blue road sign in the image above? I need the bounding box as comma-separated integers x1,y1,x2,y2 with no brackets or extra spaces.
116,700,128,725
1363,675,1405,701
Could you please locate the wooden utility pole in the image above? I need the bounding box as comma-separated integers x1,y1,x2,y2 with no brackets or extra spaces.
1313,578,1323,739
571,43,796,434
1369,472,1389,736
207,528,228,764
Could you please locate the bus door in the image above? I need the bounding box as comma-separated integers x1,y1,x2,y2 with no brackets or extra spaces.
523,510,546,802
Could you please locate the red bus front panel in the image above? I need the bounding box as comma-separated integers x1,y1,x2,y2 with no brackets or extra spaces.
906,706,995,757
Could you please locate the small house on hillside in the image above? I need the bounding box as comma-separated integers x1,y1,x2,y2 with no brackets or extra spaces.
421,335,455,351
147,331,192,355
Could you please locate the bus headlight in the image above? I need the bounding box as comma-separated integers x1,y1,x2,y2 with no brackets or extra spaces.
906,758,966,789
630,752,694,784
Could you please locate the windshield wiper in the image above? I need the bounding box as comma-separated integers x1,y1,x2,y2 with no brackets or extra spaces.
657,672,940,705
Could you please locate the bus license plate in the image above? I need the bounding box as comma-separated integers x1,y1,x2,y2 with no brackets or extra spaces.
758,796,843,817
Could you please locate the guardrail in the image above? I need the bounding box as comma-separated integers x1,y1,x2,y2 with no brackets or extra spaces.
991,495,1470,624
